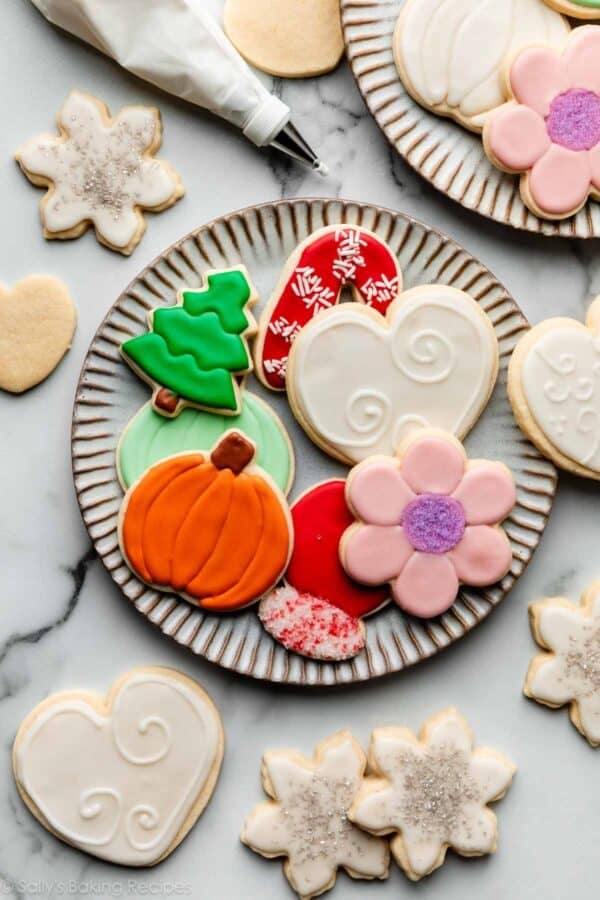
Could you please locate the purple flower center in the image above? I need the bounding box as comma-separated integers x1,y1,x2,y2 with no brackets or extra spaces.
546,89,600,152
402,494,465,554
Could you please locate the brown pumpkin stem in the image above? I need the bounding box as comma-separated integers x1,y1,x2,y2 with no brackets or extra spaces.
154,387,180,414
211,432,255,474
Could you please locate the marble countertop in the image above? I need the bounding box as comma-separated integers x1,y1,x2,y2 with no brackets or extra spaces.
1,1,599,898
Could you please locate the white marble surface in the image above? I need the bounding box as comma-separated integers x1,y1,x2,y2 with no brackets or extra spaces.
1,1,600,898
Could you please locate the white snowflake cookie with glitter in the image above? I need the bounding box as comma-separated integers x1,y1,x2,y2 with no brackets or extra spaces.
241,731,389,899
349,708,515,881
525,582,600,746
16,90,184,255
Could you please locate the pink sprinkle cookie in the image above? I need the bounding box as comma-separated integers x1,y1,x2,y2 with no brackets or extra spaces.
340,430,516,618
259,586,366,661
484,26,600,220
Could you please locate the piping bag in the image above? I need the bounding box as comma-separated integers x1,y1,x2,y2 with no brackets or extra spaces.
28,0,327,172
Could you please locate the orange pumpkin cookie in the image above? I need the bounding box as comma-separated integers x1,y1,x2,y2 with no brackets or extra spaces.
118,431,293,611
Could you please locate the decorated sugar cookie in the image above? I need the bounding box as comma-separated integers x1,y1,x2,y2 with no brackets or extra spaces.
224,0,344,78
394,0,569,133
542,0,600,19
13,667,224,866
508,297,600,479
350,709,515,880
117,392,294,495
121,268,257,417
287,285,498,465
118,432,292,612
16,91,183,255
0,275,76,393
241,732,389,899
484,27,600,220
255,225,403,390
340,430,515,619
525,582,600,746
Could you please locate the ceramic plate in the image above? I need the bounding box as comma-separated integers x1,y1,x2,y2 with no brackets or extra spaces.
72,199,556,686
341,0,600,238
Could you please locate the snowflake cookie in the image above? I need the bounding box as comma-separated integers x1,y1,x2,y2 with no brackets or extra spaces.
525,582,600,746
349,709,515,881
16,90,184,255
241,732,389,899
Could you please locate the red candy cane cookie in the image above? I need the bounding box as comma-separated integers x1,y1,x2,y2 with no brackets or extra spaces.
255,225,403,390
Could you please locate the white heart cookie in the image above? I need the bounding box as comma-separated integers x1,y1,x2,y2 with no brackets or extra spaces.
0,275,76,393
509,297,600,479
287,285,499,464
13,667,224,866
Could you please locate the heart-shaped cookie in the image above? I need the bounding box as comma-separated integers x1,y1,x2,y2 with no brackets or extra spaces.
509,297,600,479
13,667,224,866
0,275,76,393
286,285,499,464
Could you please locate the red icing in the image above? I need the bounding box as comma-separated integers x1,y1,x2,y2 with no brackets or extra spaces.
258,226,402,389
286,480,388,618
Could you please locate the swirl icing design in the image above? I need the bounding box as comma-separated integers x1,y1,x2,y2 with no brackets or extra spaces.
287,286,498,465
394,0,569,131
14,670,222,865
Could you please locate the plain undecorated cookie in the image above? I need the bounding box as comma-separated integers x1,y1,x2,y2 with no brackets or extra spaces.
223,0,344,78
0,275,76,393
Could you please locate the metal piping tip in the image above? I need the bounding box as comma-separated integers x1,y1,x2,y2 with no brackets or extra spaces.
270,120,328,174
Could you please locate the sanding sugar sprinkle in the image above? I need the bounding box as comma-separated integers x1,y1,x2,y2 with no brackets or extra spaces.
546,89,600,152
564,622,600,697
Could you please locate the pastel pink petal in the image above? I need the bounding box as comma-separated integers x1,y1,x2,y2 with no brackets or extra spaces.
401,436,465,495
450,526,512,587
486,104,550,171
347,460,414,525
510,48,569,117
565,27,600,94
529,145,591,216
342,524,413,585
452,464,516,526
392,552,459,618
590,144,600,191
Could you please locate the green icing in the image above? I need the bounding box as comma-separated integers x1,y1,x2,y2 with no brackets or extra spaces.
121,269,252,412
571,0,600,7
117,392,293,494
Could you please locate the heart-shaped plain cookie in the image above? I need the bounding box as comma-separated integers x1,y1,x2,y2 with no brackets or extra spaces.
223,0,343,77
0,275,76,393
287,285,499,464
509,296,600,479
13,667,224,866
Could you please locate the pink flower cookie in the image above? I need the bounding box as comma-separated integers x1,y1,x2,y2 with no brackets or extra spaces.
484,26,600,220
340,431,516,618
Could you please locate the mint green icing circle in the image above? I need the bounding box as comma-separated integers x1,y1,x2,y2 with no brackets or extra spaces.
117,392,293,493
571,0,600,7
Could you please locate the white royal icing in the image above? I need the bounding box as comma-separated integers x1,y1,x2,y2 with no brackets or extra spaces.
15,671,221,865
529,590,600,744
288,286,498,464
17,91,179,248
396,0,569,130
522,326,600,472
351,711,514,878
243,735,388,897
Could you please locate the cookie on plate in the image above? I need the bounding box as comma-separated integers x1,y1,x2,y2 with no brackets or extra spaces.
16,90,183,255
508,296,600,479
13,667,224,866
350,708,515,880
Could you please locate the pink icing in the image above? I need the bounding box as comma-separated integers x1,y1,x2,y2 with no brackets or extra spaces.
547,90,600,152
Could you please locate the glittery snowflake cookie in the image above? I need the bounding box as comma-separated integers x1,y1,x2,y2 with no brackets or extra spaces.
525,582,600,746
241,732,389,899
349,708,515,881
16,90,184,255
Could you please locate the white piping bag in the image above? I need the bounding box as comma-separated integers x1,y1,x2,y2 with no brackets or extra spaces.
28,0,326,171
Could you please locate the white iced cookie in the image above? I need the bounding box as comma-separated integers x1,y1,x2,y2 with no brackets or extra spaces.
525,583,600,746
13,667,224,866
241,732,389,899
393,0,570,132
350,709,515,881
508,297,600,480
0,275,76,393
286,285,498,465
16,90,184,255
223,0,344,78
